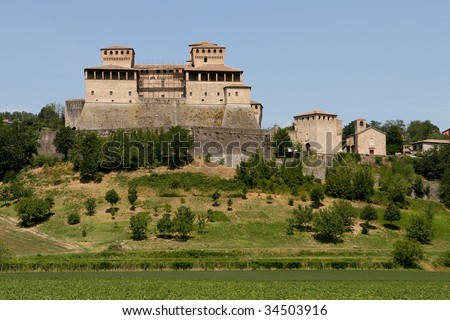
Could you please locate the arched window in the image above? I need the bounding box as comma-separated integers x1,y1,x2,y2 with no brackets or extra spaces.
126,50,129,54
110,51,113,55
121,50,124,54
202,49,205,53
359,121,364,126
104,51,107,55
213,49,216,53
115,51,118,55
208,49,211,53
204,57,208,63
219,49,222,53
196,49,199,53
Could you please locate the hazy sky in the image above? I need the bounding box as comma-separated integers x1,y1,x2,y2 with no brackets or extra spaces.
1,0,449,130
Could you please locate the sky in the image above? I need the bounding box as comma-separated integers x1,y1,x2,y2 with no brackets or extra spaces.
0,0,449,130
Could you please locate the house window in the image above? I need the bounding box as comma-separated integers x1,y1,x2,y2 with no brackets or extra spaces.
369,149,374,155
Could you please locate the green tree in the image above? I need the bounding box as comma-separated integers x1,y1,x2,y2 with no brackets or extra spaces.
342,120,355,145
360,205,378,226
67,212,81,225
160,126,193,168
38,103,63,129
84,197,97,216
128,186,138,209
212,190,221,207
439,168,450,209
414,144,450,181
157,213,174,236
227,198,233,211
385,124,404,155
406,213,434,244
392,239,424,268
273,127,293,157
105,189,120,219
0,122,39,181
310,184,325,208
0,241,13,262
412,175,425,198
288,205,313,232
130,212,149,240
313,207,346,243
72,132,103,182
173,206,195,239
54,126,76,160
383,202,401,226
15,197,54,227
329,199,357,230
406,120,441,142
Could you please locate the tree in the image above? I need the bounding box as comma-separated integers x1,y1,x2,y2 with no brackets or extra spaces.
160,126,193,168
212,190,220,207
406,213,434,244
287,205,313,232
54,126,76,160
383,202,401,226
407,120,441,143
313,207,346,243
440,168,450,209
310,184,324,208
172,206,195,239
360,205,378,226
72,132,103,182
15,197,54,227
412,175,425,198
128,186,138,210
392,239,424,268
157,213,174,236
130,212,149,240
273,127,293,157
227,198,233,211
0,240,13,262
385,124,404,155
67,212,81,225
352,166,374,201
329,199,357,230
0,122,39,181
105,189,120,219
38,103,63,129
84,197,97,216
342,120,355,145
414,144,450,181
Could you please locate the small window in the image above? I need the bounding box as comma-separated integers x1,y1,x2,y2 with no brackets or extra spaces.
205,92,207,96
189,92,192,96
228,92,231,96
163,70,167,74
91,91,94,95
217,92,220,96
235,91,238,96
213,49,216,53
115,51,118,55
196,49,199,53
110,91,113,95
121,50,124,54
128,91,132,96
202,49,205,53
208,49,211,53
204,57,207,63
126,50,130,54
219,49,223,53
359,121,364,126
129,100,132,103
104,51,107,55
161,94,165,98
110,51,113,55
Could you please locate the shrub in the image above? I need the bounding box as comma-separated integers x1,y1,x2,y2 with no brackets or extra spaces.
406,213,434,244
392,239,424,268
439,251,450,267
130,212,149,241
197,213,208,233
227,198,233,211
329,199,357,230
313,207,346,243
67,212,81,225
412,175,425,198
84,197,96,216
266,194,273,204
288,205,313,232
288,198,294,206
105,189,120,218
0,241,13,262
212,190,221,207
128,186,138,209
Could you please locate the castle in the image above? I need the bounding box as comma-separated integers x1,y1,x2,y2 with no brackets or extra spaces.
65,42,262,131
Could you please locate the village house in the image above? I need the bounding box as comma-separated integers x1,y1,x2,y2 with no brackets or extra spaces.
345,119,386,156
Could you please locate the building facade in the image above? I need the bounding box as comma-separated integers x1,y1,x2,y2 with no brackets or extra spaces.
411,139,450,154
290,110,343,155
66,42,263,131
345,119,386,156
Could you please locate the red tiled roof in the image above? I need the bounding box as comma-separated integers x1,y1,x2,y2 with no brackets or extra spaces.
185,64,241,72
294,110,337,118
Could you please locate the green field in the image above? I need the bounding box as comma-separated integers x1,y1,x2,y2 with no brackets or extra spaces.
1,270,449,300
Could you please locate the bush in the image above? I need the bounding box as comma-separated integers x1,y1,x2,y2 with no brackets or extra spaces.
329,199,357,230
84,197,96,216
128,186,138,209
0,241,13,262
31,155,57,167
105,189,120,218
392,239,424,268
288,205,313,232
288,198,294,206
130,212,149,241
406,213,434,244
439,250,450,267
313,207,346,243
440,168,450,209
67,212,81,225
212,190,221,207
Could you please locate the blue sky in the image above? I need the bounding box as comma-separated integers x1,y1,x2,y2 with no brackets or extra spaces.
0,0,449,130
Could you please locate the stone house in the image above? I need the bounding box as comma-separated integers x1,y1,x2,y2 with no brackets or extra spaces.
345,119,386,156
411,139,450,154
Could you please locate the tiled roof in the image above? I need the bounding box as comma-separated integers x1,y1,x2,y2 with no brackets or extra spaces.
185,64,241,72
294,110,337,118
85,64,134,70
411,139,450,145
189,41,219,47
101,46,134,50
224,83,251,88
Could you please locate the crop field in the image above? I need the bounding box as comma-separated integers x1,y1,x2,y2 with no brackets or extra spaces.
1,270,449,300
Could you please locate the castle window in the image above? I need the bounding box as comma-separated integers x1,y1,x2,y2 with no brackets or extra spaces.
359,121,364,126
128,91,132,96
202,49,205,53
228,92,231,97
120,72,126,80
115,51,118,55
217,92,220,96
163,70,167,74
126,50,130,54
121,50,124,54
208,49,211,53
104,72,110,80
110,51,113,55
91,91,94,95
205,92,207,96
104,51,107,55
110,91,113,95
189,92,192,96
161,94,165,98
196,49,199,53
156,70,160,74
235,91,238,96
204,57,208,63
87,71,94,79
112,72,118,80
219,49,223,53
213,49,216,53
128,72,135,80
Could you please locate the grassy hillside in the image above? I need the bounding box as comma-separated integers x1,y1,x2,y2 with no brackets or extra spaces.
1,163,449,270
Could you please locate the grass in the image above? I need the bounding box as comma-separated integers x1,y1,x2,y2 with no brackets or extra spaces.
0,270,449,299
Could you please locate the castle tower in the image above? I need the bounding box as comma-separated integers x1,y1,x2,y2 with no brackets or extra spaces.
188,42,226,67
101,46,135,68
